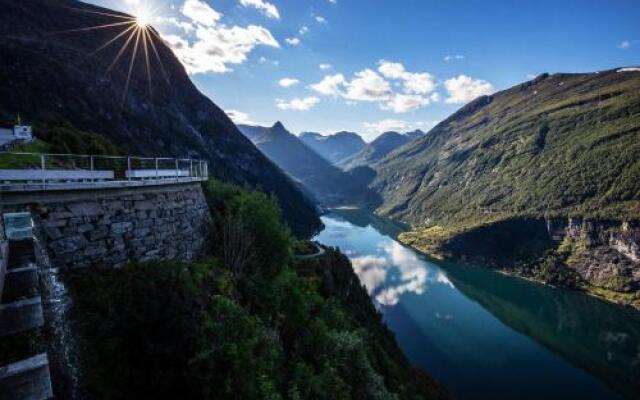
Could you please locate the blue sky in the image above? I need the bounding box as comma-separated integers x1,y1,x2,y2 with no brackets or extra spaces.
88,0,639,141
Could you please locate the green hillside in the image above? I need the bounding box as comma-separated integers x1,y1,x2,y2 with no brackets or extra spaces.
371,69,640,307
373,69,640,226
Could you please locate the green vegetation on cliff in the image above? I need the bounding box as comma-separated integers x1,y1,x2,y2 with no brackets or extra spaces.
373,70,640,226
374,69,640,307
67,180,446,400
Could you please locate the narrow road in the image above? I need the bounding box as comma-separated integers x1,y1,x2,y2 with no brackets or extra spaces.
295,241,326,260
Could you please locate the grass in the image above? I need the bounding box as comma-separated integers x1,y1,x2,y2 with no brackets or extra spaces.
0,140,51,168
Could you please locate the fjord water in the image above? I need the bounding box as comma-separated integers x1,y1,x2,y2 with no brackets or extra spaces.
314,210,640,400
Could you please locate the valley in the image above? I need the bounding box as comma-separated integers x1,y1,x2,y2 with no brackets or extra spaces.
0,0,639,399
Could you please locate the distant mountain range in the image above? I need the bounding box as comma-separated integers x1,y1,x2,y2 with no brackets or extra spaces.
339,130,425,170
238,122,379,207
299,131,366,165
0,0,320,236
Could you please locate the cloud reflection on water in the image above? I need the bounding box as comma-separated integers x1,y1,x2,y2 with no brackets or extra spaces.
350,240,454,306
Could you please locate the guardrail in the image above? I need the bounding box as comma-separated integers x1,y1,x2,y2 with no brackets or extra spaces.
0,153,208,191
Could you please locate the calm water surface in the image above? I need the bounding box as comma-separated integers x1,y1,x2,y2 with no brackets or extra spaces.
314,210,640,400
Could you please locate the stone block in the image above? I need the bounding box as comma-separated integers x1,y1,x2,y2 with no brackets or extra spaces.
135,200,155,211
43,226,62,240
77,223,94,234
68,202,103,217
84,243,107,258
49,235,87,255
133,227,151,237
111,222,133,235
88,227,109,241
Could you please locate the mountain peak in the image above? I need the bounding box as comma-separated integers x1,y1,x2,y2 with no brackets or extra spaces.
272,121,287,131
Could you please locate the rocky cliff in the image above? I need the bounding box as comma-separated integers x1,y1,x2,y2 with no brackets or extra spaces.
402,217,640,308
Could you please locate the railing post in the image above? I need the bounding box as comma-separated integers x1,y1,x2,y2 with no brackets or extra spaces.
41,154,46,189
190,159,193,179
155,158,159,181
127,156,131,182
175,159,179,182
90,155,94,185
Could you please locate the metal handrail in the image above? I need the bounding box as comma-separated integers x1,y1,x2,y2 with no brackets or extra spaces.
0,152,209,191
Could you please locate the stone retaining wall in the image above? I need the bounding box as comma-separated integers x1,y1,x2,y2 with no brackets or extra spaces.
1,182,211,269
0,210,7,299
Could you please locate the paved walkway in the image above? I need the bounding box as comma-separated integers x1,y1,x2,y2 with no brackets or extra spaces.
295,241,326,260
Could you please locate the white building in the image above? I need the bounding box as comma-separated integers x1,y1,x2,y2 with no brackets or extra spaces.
13,125,33,141
0,125,34,146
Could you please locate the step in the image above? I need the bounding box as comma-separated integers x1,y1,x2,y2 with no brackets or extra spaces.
0,297,44,338
2,266,38,303
7,241,34,270
0,353,53,400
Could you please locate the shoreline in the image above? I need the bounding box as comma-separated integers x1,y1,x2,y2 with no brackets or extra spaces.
399,237,640,312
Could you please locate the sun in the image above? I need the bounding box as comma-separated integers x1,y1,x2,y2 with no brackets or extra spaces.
59,1,169,103
135,13,150,28
134,5,152,28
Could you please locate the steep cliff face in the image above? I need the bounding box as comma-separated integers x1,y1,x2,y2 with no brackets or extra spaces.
402,217,640,308
552,219,640,299
0,0,320,237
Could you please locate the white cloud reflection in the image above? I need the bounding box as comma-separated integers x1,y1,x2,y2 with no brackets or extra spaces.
350,240,454,306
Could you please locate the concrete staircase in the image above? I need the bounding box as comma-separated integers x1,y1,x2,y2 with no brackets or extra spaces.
0,240,53,400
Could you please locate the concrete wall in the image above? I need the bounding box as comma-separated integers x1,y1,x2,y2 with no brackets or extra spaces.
0,182,211,269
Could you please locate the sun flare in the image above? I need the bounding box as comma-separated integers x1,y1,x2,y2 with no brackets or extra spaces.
59,0,168,104
134,7,151,28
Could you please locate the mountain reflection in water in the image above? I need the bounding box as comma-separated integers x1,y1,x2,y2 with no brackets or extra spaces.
314,209,640,400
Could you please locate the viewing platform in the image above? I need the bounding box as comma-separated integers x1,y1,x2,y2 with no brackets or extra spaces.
0,153,209,192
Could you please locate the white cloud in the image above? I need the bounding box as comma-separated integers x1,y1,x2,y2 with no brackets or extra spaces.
278,78,299,87
239,0,280,19
363,119,408,135
164,0,279,74
351,256,389,294
181,0,221,26
276,97,320,111
285,37,301,46
377,60,405,79
444,54,464,62
378,60,436,95
328,0,337,3
344,69,393,101
310,73,346,97
259,56,279,66
311,61,439,113
382,94,431,113
319,63,332,70
226,109,255,125
156,16,195,33
299,26,309,35
374,242,428,306
617,67,640,72
444,75,495,104
315,15,327,23
618,40,631,49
